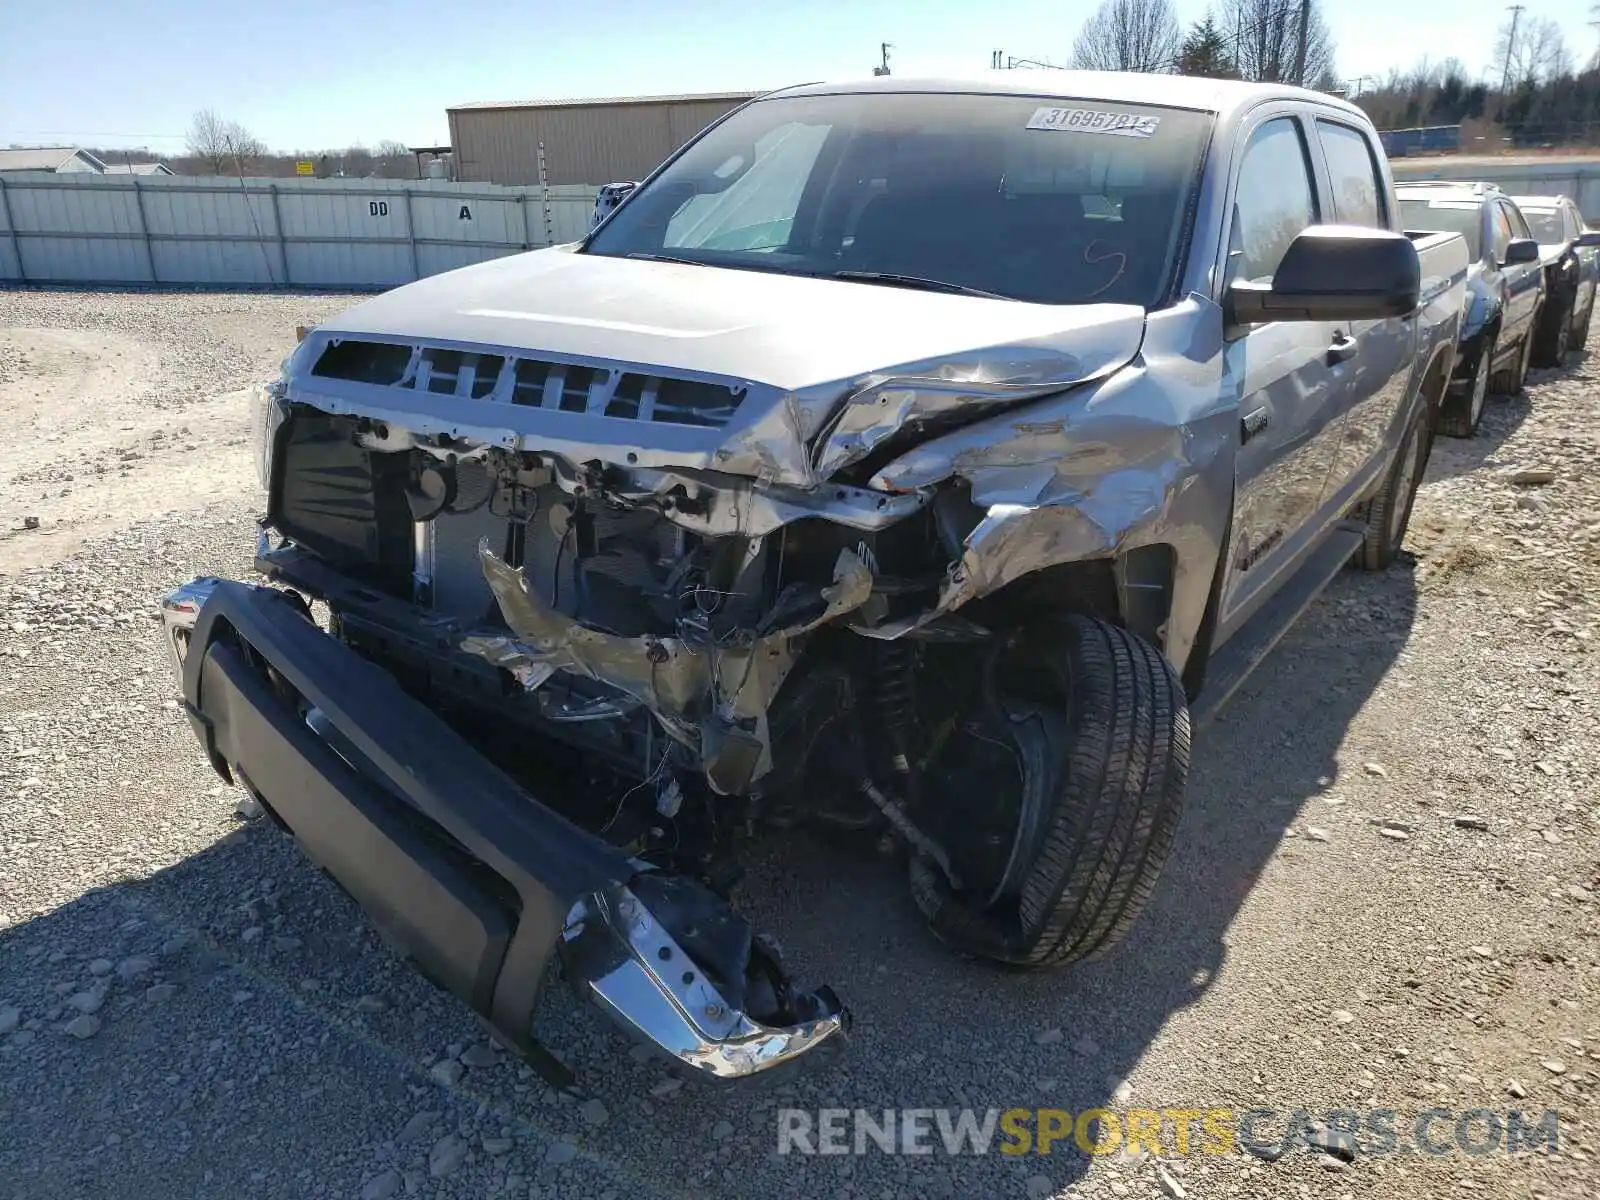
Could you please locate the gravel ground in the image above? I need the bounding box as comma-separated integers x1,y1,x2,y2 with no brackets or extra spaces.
1,288,1596,1200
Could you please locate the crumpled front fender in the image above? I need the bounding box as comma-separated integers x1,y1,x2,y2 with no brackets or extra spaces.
858,296,1237,674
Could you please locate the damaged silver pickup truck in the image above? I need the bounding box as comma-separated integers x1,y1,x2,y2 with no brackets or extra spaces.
161,73,1466,1087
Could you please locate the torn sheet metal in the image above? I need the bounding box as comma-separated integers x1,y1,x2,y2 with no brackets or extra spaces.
466,542,873,791
856,298,1237,670
807,344,1122,479
543,460,930,539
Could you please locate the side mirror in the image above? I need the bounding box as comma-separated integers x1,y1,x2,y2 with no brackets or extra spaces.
1503,237,1540,265
1226,225,1420,327
1575,230,1600,249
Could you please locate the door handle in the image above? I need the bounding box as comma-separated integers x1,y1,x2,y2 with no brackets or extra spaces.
1326,333,1358,365
1240,406,1270,444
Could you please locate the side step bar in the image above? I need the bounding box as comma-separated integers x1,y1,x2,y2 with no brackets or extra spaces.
1192,527,1365,728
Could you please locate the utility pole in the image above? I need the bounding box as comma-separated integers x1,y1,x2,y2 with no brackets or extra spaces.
1500,4,1525,92
1293,0,1311,85
873,43,893,76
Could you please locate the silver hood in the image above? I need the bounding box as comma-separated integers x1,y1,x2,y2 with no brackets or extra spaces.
296,247,1149,486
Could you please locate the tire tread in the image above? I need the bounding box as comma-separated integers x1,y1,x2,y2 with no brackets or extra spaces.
1007,616,1190,967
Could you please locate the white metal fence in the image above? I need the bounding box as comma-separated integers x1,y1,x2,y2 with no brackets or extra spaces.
0,174,601,289
11,158,1589,292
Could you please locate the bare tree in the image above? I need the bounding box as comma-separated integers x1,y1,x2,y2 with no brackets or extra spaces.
1516,17,1568,82
223,128,266,174
373,139,415,178
1072,0,1182,73
186,109,266,175
1217,0,1335,85
1496,16,1571,84
186,109,231,174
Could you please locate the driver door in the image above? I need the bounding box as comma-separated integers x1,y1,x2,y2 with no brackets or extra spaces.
1217,112,1348,635
1493,200,1542,346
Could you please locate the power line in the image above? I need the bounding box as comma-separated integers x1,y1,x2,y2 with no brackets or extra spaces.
3,130,188,141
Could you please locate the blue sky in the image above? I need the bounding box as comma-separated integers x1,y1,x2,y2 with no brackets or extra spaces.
2,0,1595,153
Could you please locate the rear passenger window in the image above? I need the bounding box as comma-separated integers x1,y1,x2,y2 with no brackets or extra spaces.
1229,118,1317,285
1316,121,1386,228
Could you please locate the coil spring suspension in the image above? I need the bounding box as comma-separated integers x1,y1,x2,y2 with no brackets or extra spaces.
865,640,965,889
874,641,918,776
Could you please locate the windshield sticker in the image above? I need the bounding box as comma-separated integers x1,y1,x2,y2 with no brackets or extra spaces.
1026,107,1161,138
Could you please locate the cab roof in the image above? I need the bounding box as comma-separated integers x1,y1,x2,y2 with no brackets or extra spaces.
1395,181,1497,203
1509,194,1567,211
766,71,1368,121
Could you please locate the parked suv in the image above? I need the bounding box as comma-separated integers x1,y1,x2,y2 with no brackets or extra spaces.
1397,182,1545,437
1513,194,1600,367
160,74,1464,1087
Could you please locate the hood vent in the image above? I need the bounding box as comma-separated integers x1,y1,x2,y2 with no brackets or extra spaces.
310,338,747,429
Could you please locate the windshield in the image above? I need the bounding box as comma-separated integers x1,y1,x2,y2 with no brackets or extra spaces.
1519,208,1562,244
1399,199,1483,259
585,92,1214,308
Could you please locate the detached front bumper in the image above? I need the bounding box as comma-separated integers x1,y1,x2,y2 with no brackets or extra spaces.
159,577,846,1085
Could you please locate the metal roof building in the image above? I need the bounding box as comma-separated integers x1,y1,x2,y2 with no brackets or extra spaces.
102,161,175,176
0,147,109,174
446,91,761,186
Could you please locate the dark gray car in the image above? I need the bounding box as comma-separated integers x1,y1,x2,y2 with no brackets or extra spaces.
1397,182,1545,437
1514,193,1600,366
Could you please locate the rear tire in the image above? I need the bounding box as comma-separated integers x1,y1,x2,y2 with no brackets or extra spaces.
1357,401,1430,571
1437,335,1493,439
1491,321,1535,395
910,615,1189,968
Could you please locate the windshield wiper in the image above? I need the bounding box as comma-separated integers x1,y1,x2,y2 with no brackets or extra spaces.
827,270,1008,300
620,252,709,267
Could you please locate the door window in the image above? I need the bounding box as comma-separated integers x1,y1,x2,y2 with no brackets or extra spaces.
1490,204,1513,262
1228,117,1318,285
1315,121,1386,228
1502,202,1533,241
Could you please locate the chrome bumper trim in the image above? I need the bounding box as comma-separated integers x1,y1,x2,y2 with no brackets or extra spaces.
561,884,846,1078
159,576,224,673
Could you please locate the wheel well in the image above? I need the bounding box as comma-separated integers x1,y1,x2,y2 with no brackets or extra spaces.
1419,344,1453,420
958,543,1176,654
961,559,1120,632
1470,316,1502,370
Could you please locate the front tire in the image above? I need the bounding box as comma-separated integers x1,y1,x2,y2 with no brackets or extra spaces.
1437,334,1493,439
1357,401,1430,571
1572,294,1594,350
1533,296,1574,368
910,616,1189,968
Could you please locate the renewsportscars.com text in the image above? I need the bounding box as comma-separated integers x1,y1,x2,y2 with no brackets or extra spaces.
776,1107,1561,1158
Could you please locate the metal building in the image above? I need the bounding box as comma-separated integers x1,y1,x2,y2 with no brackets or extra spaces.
0,146,110,174
447,92,761,186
